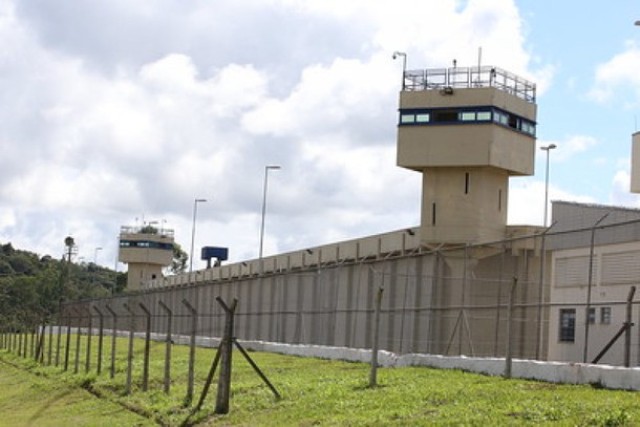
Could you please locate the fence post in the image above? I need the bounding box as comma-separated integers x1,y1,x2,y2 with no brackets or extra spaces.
105,304,117,379
35,320,46,363
139,303,151,392
29,326,35,358
47,317,54,365
369,287,384,388
624,286,636,367
504,277,518,378
182,298,198,405
74,308,82,374
64,310,72,371
158,300,173,394
17,328,23,357
55,308,63,367
93,306,104,375
85,307,93,373
124,303,135,395
214,298,238,414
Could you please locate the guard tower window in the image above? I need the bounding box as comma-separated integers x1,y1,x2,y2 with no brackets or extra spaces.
460,112,476,121
433,110,458,123
477,111,492,121
400,114,415,124
416,113,430,123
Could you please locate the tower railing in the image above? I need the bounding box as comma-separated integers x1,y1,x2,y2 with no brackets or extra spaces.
120,225,175,237
404,66,536,103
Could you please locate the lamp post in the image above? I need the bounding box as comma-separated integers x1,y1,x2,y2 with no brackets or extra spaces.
392,51,407,90
259,165,281,259
540,144,557,226
583,211,610,363
534,144,556,359
189,198,207,273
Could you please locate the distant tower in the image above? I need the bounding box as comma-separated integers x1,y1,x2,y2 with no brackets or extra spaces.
396,66,537,244
118,224,174,291
631,132,640,193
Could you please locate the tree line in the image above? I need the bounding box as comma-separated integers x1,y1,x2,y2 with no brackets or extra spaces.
0,242,126,330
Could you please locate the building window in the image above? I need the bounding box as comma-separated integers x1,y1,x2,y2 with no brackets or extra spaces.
400,114,415,124
464,172,470,194
416,113,430,123
559,308,576,342
398,106,536,136
460,111,476,121
588,307,596,324
476,111,492,121
433,110,458,123
600,307,612,324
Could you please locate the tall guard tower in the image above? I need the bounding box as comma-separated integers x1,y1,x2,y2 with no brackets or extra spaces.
118,224,174,290
397,66,537,245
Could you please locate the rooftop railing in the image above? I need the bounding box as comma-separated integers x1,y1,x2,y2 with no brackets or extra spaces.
120,225,175,237
403,66,536,103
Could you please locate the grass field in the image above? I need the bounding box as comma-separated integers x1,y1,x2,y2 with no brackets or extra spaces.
1,335,640,426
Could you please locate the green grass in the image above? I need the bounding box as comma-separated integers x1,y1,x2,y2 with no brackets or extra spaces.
2,334,640,426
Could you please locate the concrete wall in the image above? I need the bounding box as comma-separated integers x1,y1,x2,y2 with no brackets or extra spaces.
64,242,546,361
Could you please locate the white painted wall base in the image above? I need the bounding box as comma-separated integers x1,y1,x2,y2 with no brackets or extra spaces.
40,327,640,391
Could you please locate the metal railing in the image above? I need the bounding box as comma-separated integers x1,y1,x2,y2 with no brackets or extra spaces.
404,66,536,103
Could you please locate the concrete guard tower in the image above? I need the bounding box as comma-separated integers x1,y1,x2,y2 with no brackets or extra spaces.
397,65,537,245
118,225,174,291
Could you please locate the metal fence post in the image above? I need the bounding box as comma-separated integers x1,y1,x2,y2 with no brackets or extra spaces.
158,300,173,394
47,318,54,365
504,277,518,378
93,306,104,375
124,303,135,395
105,304,117,379
139,303,151,392
369,287,384,388
624,286,636,367
64,311,72,372
182,298,198,405
55,308,63,367
74,308,82,374
85,307,93,373
214,298,237,414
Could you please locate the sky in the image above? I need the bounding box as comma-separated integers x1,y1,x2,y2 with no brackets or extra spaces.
1,0,640,271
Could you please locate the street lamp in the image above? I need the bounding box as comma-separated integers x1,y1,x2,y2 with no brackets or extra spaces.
259,165,281,259
392,51,407,90
540,144,557,226
189,198,207,273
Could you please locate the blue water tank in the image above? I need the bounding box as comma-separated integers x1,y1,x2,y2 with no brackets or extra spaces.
201,246,229,262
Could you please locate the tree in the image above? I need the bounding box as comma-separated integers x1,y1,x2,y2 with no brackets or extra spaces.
170,243,188,274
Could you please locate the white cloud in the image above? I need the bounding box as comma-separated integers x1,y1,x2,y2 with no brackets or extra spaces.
509,178,596,226
537,135,598,162
0,0,551,268
589,41,640,104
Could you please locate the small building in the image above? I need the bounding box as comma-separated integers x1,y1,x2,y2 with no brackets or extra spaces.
547,201,640,365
